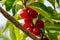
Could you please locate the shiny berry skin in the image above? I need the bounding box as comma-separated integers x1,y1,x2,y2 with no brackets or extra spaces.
27,27,33,32
20,9,28,18
35,20,44,29
24,16,33,24
33,28,40,35
28,7,38,18
23,22,31,28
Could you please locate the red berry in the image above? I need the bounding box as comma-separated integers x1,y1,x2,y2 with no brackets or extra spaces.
27,27,33,32
23,22,31,28
20,9,28,18
24,16,33,24
35,20,44,29
33,28,40,35
28,7,38,18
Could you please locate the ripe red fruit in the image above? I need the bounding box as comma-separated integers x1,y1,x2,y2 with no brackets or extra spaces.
28,7,38,18
23,22,31,28
33,28,40,35
35,20,44,29
24,16,33,24
27,27,33,32
20,9,28,18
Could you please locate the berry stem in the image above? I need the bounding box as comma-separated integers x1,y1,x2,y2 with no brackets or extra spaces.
23,0,27,9
32,22,34,28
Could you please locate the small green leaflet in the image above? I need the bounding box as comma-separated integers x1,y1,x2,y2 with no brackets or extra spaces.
56,0,60,7
12,4,22,16
14,26,21,40
30,2,53,24
9,24,16,40
38,0,44,3
46,30,59,40
0,34,9,40
1,20,10,34
45,22,60,31
20,32,27,40
5,0,15,11
47,0,55,8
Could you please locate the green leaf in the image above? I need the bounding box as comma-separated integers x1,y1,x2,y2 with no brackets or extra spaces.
15,4,22,14
14,14,21,20
56,0,60,7
9,24,16,40
38,14,44,19
12,4,22,16
20,32,27,40
12,5,16,16
47,0,55,7
2,0,6,6
52,13,60,20
14,26,21,40
30,2,53,23
5,0,15,11
47,6,54,15
38,0,44,3
1,20,10,34
0,34,9,40
45,22,60,31
47,30,59,40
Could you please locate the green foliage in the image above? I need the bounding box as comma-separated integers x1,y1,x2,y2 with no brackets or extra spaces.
5,0,15,11
14,26,21,40
1,20,10,34
38,14,44,19
30,2,53,23
45,22,60,31
20,32,27,40
0,35,9,40
12,3,22,16
56,0,60,7
47,0,55,8
38,0,44,3
47,30,59,40
9,24,16,40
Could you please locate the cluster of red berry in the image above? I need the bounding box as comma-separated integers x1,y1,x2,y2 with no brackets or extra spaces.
19,7,44,36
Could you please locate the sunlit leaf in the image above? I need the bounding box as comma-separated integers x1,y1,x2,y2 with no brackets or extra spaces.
20,32,27,40
47,30,59,40
5,0,15,11
45,22,60,31
9,24,16,40
56,0,60,7
14,26,21,40
38,0,44,3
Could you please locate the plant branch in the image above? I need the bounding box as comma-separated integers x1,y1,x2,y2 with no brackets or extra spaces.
0,7,40,40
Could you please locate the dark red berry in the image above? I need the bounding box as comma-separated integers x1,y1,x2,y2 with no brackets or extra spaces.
33,28,40,35
23,22,31,28
35,20,44,29
27,27,33,32
28,7,38,18
20,9,28,18
24,16,33,24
